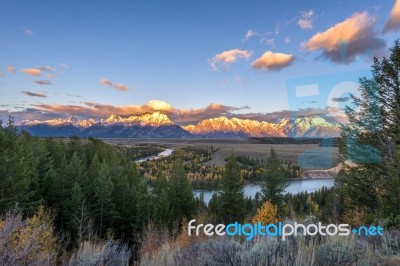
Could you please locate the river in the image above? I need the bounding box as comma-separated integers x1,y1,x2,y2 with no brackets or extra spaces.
194,178,335,204
135,148,174,163
135,149,335,204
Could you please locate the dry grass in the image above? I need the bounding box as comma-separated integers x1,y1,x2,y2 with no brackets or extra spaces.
139,232,400,266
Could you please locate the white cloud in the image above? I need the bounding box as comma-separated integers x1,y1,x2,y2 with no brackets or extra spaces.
264,38,276,48
298,10,313,30
242,29,255,42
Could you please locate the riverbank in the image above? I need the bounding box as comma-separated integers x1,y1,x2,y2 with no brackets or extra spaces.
301,165,339,179
300,160,358,179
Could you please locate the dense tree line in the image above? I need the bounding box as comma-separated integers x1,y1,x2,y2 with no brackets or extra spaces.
0,121,196,250
337,40,400,227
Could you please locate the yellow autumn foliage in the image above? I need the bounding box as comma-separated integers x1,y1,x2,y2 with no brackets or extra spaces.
0,206,58,264
252,201,279,225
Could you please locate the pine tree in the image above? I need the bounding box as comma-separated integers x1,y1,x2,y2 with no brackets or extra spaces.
219,155,245,223
93,161,115,234
113,174,137,240
338,41,400,223
66,182,86,242
261,148,289,209
168,159,196,224
152,170,173,227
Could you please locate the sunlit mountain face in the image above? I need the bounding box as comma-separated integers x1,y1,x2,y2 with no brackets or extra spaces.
17,112,340,138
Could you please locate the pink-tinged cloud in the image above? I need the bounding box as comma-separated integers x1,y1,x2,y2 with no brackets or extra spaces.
298,10,313,30
100,79,113,86
6,66,16,73
242,29,255,42
302,12,385,63
383,0,400,33
34,100,173,118
30,100,248,125
211,49,252,71
34,80,52,85
114,83,130,91
84,102,96,107
22,91,47,98
22,68,42,76
173,103,249,124
0,71,3,77
100,78,130,91
252,51,295,71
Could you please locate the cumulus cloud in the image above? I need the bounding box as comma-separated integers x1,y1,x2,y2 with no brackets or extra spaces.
298,10,314,30
25,99,248,125
22,68,41,76
3,99,348,125
252,51,295,71
6,66,16,73
22,91,47,98
383,0,400,33
34,100,174,119
100,78,130,91
210,49,252,71
34,80,52,85
146,100,173,111
302,12,386,63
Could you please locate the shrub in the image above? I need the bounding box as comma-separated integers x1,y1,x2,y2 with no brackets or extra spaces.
67,240,131,266
252,201,279,225
0,207,58,265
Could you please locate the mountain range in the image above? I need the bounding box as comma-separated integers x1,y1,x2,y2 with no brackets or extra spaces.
17,111,341,138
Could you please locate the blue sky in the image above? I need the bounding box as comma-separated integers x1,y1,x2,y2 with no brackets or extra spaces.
1,0,400,125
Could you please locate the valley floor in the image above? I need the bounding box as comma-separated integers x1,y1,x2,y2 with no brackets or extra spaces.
103,138,340,171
